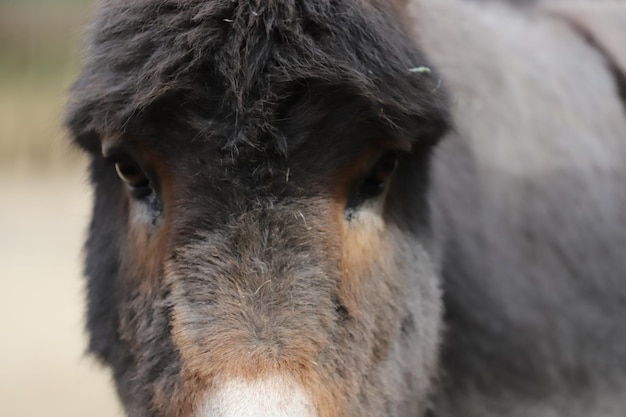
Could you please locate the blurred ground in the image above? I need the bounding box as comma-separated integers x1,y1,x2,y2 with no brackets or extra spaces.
0,171,123,417
0,0,124,415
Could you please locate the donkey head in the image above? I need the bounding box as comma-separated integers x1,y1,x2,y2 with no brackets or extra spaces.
65,0,449,416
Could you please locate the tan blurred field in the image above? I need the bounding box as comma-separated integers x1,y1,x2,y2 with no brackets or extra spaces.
0,171,123,417
0,1,124,415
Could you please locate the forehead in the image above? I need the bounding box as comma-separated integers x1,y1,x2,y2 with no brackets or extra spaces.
65,0,449,161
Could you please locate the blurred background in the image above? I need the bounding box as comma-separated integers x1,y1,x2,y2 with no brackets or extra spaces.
0,0,123,415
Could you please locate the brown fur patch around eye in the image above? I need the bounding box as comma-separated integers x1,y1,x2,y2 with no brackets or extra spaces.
118,151,172,289
338,210,390,315
121,218,168,286
328,146,397,317
341,209,386,278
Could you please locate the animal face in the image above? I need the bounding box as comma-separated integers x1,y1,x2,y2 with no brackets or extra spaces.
66,0,449,416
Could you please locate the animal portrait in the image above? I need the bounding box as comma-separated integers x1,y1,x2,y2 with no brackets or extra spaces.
64,0,626,416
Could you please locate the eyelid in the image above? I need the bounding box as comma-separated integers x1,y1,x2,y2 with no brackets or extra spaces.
372,137,413,154
101,138,125,159
102,143,144,170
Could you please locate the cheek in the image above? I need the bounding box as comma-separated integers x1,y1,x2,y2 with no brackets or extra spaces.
338,205,396,311
119,211,168,287
338,203,443,412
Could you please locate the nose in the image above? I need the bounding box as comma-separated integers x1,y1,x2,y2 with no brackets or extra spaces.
196,375,318,417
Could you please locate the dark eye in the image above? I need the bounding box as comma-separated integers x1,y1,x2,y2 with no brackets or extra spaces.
346,151,399,215
114,157,152,199
358,151,398,199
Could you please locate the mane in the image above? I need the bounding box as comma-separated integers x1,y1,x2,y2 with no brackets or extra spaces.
66,0,449,155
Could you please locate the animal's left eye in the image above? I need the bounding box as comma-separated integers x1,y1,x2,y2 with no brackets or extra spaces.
114,157,152,198
345,151,399,215
357,151,399,200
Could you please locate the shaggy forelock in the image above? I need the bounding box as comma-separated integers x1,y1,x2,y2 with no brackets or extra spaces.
66,0,448,154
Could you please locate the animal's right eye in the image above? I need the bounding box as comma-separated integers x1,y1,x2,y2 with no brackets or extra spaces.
113,156,153,199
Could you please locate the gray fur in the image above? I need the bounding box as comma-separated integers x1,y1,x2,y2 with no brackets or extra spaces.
413,0,626,415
